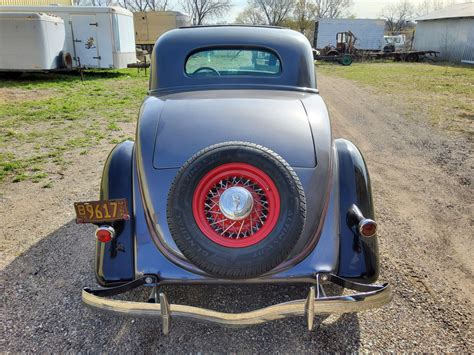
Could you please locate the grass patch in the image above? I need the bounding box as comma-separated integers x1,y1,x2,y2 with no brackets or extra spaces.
31,172,48,183
0,69,148,184
317,62,474,135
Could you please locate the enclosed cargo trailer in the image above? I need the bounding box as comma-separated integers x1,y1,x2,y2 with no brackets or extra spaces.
314,18,385,51
0,5,136,69
133,11,190,52
0,12,67,71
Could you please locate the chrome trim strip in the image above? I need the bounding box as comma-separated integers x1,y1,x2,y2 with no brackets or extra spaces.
82,276,392,332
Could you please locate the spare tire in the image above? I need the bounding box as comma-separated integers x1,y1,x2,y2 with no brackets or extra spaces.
167,142,306,279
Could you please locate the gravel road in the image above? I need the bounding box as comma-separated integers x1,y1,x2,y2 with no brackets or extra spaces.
1,74,472,352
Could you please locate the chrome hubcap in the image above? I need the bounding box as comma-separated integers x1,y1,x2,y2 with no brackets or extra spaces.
218,186,254,221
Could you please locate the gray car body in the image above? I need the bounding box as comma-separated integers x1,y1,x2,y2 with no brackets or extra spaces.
96,26,379,286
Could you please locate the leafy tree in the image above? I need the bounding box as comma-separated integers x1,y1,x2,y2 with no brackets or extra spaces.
235,5,266,25
293,0,318,34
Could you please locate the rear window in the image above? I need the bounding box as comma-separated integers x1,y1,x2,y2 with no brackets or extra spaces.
185,48,281,77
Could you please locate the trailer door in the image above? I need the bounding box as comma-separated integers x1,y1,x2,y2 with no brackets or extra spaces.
71,15,100,68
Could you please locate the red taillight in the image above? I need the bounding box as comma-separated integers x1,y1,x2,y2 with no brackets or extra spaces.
95,226,115,243
359,219,377,238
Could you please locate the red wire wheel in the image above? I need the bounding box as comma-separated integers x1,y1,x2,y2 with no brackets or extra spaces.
192,163,280,248
167,142,306,279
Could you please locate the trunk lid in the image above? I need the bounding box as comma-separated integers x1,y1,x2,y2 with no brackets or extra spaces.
153,90,316,169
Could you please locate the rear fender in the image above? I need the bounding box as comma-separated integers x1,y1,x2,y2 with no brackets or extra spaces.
96,140,135,286
335,139,379,283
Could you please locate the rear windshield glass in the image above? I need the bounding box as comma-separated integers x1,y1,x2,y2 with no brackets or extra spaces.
185,48,281,77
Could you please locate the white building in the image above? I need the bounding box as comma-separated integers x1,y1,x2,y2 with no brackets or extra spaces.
414,2,474,64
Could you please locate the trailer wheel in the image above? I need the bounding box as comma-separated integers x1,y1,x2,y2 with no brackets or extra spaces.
340,54,353,66
58,51,73,70
405,53,419,62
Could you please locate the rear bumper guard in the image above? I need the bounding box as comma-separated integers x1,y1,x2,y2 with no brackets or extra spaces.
82,274,392,334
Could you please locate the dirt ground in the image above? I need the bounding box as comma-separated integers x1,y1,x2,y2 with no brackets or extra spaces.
1,74,472,352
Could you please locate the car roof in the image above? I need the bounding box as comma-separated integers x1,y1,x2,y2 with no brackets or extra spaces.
149,25,317,94
180,24,285,30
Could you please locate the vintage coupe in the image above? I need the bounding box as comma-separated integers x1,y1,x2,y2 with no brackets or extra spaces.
76,26,391,333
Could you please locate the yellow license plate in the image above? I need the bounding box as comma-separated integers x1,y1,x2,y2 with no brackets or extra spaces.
74,199,129,224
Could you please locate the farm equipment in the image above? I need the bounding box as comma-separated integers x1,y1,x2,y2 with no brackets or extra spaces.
313,26,439,65
314,31,358,66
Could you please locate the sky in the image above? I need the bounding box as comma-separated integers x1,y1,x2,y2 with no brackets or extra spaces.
224,0,465,22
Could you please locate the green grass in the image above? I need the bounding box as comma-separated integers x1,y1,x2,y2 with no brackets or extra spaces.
2,63,471,184
317,62,474,135
0,69,148,184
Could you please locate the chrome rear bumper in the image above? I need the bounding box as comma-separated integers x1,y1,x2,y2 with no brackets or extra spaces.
82,274,391,334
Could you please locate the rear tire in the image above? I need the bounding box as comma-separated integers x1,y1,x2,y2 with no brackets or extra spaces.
167,142,306,279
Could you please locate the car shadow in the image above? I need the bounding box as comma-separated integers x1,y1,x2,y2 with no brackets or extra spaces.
2,220,361,352
1,70,132,86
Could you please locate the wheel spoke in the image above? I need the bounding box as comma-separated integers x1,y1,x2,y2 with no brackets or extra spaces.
237,220,245,237
195,163,279,246
210,219,227,226
249,213,253,235
221,221,236,235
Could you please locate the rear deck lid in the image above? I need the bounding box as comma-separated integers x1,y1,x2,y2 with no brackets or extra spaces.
153,91,316,169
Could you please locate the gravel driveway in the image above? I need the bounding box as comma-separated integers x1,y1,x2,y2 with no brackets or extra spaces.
2,74,472,352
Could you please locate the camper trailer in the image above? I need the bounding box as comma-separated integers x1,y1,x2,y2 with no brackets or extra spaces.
0,6,136,69
0,12,68,71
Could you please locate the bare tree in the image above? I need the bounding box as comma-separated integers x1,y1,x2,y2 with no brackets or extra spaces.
314,0,352,18
236,0,350,40
180,0,233,25
146,0,169,11
416,0,455,16
381,0,416,33
77,0,169,11
75,0,113,5
235,5,266,25
250,0,296,26
115,0,147,11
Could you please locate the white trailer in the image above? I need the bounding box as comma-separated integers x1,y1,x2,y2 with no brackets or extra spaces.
0,12,67,71
314,18,385,51
0,6,136,69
